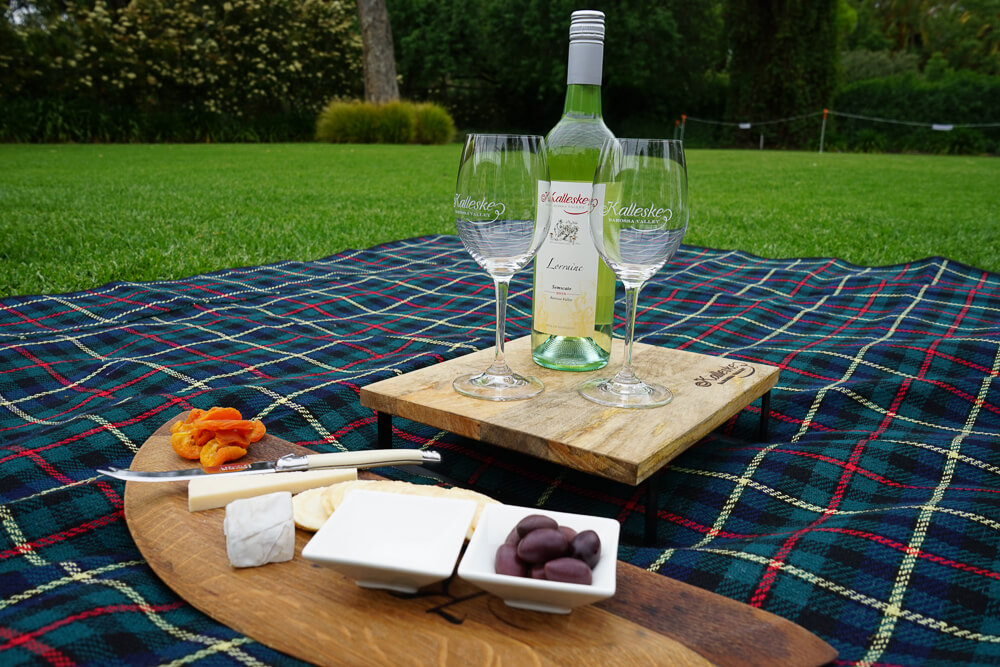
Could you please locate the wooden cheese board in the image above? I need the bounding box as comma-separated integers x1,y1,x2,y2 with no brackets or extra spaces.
123,413,836,666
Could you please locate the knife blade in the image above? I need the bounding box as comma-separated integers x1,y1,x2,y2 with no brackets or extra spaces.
98,449,441,482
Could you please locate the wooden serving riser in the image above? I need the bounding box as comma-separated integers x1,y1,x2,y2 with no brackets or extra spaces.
361,336,780,487
123,414,834,666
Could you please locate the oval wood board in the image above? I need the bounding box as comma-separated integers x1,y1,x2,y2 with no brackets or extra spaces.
123,413,836,667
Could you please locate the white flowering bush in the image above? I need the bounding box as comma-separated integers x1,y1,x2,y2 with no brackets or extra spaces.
0,0,363,141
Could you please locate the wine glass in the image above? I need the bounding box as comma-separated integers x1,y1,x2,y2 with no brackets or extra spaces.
453,134,552,401
578,138,688,408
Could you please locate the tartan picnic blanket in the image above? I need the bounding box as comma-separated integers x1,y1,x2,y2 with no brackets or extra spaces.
2,235,999,666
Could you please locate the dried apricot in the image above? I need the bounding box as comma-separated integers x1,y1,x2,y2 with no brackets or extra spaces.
249,420,265,442
168,407,265,467
199,438,248,468
202,406,242,421
170,431,202,460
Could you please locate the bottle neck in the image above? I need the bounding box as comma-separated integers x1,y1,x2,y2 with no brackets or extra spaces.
563,83,603,118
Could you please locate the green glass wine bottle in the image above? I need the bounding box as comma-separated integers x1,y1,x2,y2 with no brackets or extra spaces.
531,9,615,371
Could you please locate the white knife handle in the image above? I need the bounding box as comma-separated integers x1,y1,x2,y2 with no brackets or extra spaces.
303,449,440,470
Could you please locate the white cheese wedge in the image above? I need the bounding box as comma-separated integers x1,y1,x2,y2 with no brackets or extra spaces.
188,468,358,512
223,491,295,568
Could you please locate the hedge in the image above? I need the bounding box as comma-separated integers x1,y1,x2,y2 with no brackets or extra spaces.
0,0,362,142
829,70,1000,154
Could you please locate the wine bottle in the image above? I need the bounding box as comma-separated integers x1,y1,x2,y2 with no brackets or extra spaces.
531,9,615,371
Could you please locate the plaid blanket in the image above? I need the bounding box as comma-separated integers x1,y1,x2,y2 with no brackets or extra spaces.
2,235,999,666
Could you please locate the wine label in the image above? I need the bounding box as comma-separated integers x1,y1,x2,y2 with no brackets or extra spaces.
533,180,601,338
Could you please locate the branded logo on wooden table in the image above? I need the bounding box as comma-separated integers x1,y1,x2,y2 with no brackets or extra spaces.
693,361,755,387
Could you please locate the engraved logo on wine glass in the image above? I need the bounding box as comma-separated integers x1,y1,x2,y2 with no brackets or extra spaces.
454,193,506,222
603,201,673,224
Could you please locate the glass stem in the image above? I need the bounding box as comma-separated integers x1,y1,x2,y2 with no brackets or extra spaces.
486,277,513,377
613,281,643,385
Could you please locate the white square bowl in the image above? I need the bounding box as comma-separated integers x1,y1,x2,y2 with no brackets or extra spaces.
301,489,477,593
457,503,619,614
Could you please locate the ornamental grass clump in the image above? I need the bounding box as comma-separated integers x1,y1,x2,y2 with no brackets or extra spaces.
315,100,378,143
413,103,456,144
315,99,454,144
374,101,416,143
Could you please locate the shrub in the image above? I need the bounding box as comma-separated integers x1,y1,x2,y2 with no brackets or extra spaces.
316,100,379,143
0,0,362,142
833,70,1000,154
413,103,455,144
315,99,455,144
375,101,416,143
854,128,886,153
923,52,953,83
840,49,920,84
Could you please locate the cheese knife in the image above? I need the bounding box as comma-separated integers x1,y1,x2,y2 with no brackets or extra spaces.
98,449,442,482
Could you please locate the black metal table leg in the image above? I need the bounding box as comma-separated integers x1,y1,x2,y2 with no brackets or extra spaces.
373,400,770,548
644,473,659,546
758,390,771,441
377,411,393,448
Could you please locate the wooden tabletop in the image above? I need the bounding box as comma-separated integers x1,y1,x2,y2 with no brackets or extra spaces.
361,336,780,486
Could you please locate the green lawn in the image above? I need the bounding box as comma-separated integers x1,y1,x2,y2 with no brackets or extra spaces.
1,144,997,298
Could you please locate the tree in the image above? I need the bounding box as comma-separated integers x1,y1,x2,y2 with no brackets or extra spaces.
855,0,1000,75
724,0,840,147
356,0,399,103
385,0,725,134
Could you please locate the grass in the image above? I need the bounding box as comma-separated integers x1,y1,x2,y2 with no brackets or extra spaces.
0,144,997,298
689,150,1000,269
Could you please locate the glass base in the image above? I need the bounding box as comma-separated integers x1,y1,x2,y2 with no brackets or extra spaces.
578,377,673,409
454,371,544,401
531,333,610,372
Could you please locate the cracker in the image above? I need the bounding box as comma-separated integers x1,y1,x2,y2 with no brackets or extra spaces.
291,487,331,532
